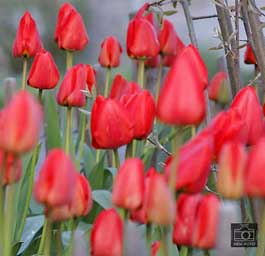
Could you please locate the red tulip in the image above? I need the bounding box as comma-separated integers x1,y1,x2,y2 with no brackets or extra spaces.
34,149,77,208
151,241,160,256
13,11,43,58
231,85,263,145
27,49,60,90
164,130,213,193
0,152,22,185
109,74,140,100
98,36,122,68
244,43,257,65
85,64,96,93
192,194,220,249
54,2,89,51
146,168,175,225
217,141,247,199
157,45,206,125
121,90,155,139
91,96,133,149
0,91,43,154
208,71,230,104
173,193,203,246
56,64,87,107
144,55,160,68
112,158,144,210
245,137,265,197
91,208,123,256
158,19,177,56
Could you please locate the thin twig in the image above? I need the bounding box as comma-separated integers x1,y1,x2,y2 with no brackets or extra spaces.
147,136,172,156
192,14,218,20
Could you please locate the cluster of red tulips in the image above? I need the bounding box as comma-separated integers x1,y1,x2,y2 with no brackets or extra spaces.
1,1,265,256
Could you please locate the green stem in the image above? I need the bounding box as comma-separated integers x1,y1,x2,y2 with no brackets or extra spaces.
125,142,133,158
0,155,6,255
104,68,111,97
38,89,43,103
4,184,16,256
17,147,38,241
67,219,77,256
56,223,62,256
257,201,265,256
43,219,52,256
65,107,72,154
96,150,101,164
66,51,73,71
76,114,86,170
191,125,196,138
137,59,145,89
160,226,170,256
113,149,120,168
203,250,210,256
21,57,28,90
155,61,163,102
180,246,189,256
146,223,152,250
38,219,48,255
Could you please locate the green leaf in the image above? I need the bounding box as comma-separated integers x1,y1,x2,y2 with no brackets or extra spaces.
83,145,96,174
44,91,61,150
163,10,177,16
92,190,112,209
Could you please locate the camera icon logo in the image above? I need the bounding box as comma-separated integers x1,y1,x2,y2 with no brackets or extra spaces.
231,223,257,247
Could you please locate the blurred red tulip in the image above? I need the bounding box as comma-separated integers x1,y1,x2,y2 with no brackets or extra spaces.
109,74,140,100
91,208,123,256
34,149,77,208
217,141,247,199
13,11,43,58
54,2,88,51
121,90,155,139
144,55,160,68
98,36,122,68
0,90,43,154
231,85,263,145
91,96,133,149
27,49,60,90
208,72,230,104
244,43,257,65
56,64,87,107
85,64,96,93
151,241,160,256
112,158,145,210
164,130,213,193
157,45,206,125
0,152,22,185
146,168,175,225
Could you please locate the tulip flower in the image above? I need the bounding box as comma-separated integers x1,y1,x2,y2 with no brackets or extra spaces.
230,85,263,145
244,43,257,65
121,90,155,139
164,130,213,193
34,149,77,208
27,49,60,90
208,71,230,105
85,64,96,93
245,137,265,197
98,36,122,68
0,152,22,186
158,19,177,56
156,45,206,125
151,241,160,256
146,168,175,225
13,11,43,58
91,96,133,149
0,90,43,154
112,158,145,210
54,2,89,51
173,193,203,246
91,208,123,256
192,194,220,249
145,55,160,68
56,64,87,107
109,74,140,100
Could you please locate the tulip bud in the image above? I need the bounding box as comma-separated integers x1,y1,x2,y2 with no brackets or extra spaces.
0,152,22,186
208,72,230,105
85,64,96,93
34,149,77,208
27,49,60,90
54,2,89,51
121,90,155,139
91,96,133,149
217,141,247,199
12,11,43,58
157,45,206,125
231,85,263,145
56,64,87,107
244,43,257,65
146,168,175,225
112,158,145,210
91,208,123,256
110,74,140,100
151,241,160,256
98,36,122,68
0,90,43,154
